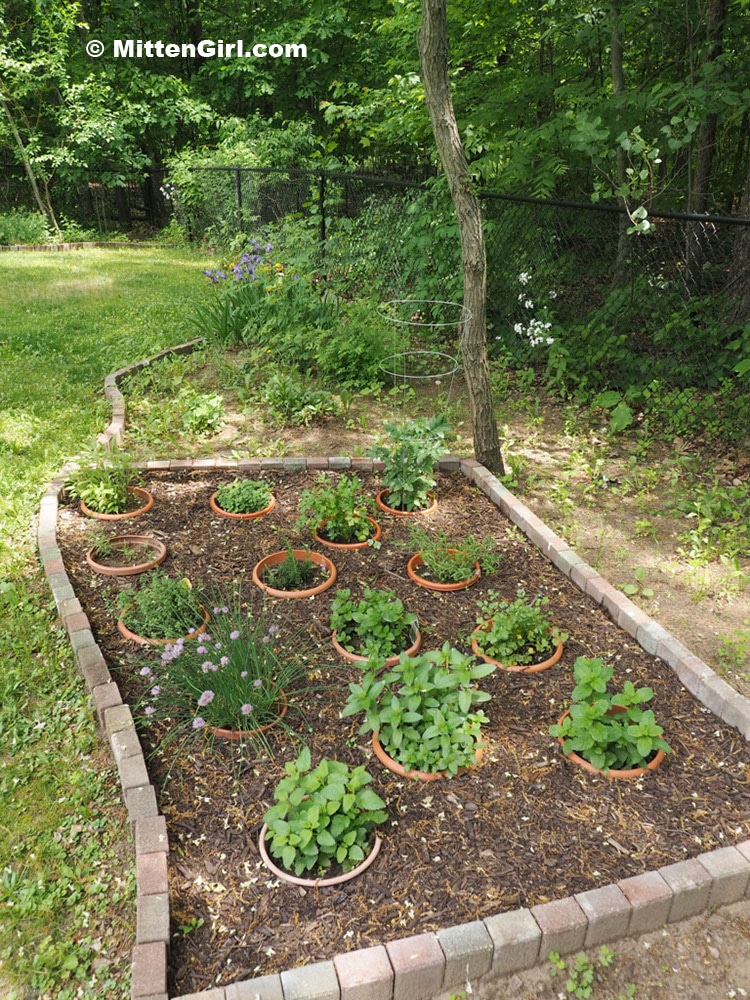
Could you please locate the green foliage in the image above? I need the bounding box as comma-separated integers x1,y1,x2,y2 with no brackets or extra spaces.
368,415,450,511
474,588,565,665
549,946,618,998
65,458,137,514
676,480,750,564
117,570,205,640
620,566,655,599
342,643,496,775
296,473,375,543
0,209,52,244
263,373,339,426
262,748,388,877
214,478,272,514
262,542,322,592
179,390,224,435
549,657,671,773
330,587,417,660
716,623,750,675
406,524,500,584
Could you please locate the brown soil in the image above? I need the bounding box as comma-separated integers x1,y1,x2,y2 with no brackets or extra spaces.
56,468,750,998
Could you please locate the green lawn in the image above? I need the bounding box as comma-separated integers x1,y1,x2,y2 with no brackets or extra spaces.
0,247,212,998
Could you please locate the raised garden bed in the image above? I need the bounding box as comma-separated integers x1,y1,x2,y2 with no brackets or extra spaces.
55,467,750,997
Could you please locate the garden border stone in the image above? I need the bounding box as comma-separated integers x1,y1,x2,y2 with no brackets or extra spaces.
36,339,750,1000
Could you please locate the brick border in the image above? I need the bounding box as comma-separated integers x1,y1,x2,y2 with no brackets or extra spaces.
37,342,750,1000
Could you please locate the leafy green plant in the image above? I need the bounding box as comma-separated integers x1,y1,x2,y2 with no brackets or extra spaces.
473,588,566,665
368,415,450,511
263,372,339,426
262,541,323,591
676,480,750,564
296,473,376,543
214,478,273,514
87,529,142,565
117,570,205,640
406,524,500,583
342,643,496,775
138,596,304,754
262,747,387,876
549,946,617,998
330,587,417,660
65,458,138,514
620,566,655,599
0,209,51,245
549,657,671,773
179,390,224,435
716,623,750,675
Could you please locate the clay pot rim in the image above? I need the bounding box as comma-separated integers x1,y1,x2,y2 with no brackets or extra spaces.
251,549,337,599
312,515,381,550
117,605,210,646
375,489,437,517
207,689,289,741
555,706,667,779
471,622,564,673
209,491,276,520
85,534,167,577
371,731,484,782
331,622,422,667
258,824,382,887
80,485,154,521
406,551,481,592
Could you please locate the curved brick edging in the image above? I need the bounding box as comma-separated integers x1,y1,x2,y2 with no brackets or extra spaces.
36,347,750,1000
0,241,169,252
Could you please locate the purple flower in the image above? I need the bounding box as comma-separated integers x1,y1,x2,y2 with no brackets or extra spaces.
268,624,280,636
196,645,206,654
241,703,254,715
220,656,229,666
144,705,156,716
202,661,214,672
214,642,222,650
221,605,229,614
240,671,248,679
253,678,263,689
261,635,271,644
213,606,221,614
192,717,206,729
151,686,161,697
198,690,215,707
140,667,154,677
230,630,240,640
187,627,196,635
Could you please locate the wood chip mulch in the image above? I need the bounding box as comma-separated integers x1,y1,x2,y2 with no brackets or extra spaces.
55,468,750,996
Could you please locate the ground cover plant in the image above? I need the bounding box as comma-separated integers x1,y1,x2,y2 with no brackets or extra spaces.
55,467,750,997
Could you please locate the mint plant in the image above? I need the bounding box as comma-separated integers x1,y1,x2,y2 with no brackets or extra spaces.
214,478,272,514
262,747,387,876
342,643,496,775
296,473,376,543
330,587,417,660
549,657,671,773
474,588,565,665
368,415,450,511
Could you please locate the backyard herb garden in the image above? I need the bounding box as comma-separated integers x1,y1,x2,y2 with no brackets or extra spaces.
56,462,750,996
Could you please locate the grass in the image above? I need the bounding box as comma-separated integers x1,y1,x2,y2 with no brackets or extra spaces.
0,246,212,997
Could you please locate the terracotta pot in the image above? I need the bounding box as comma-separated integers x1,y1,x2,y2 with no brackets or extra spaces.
371,732,484,782
209,491,276,520
85,535,167,577
555,705,667,779
331,623,422,667
375,489,437,517
407,552,480,592
80,485,154,521
117,605,210,646
257,824,382,887
471,622,564,673
252,549,337,599
208,690,288,741
312,516,381,550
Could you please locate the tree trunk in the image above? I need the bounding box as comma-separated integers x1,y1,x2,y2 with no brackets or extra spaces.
418,0,504,474
730,158,750,323
0,92,61,238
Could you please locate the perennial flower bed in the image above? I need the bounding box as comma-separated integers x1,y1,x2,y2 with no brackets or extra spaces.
55,467,750,996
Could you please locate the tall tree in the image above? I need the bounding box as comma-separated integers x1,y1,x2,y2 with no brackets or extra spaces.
417,0,503,473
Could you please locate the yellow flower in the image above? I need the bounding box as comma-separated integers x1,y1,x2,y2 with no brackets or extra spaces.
275,262,284,272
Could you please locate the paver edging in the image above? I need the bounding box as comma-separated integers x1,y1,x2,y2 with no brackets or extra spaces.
36,341,750,1000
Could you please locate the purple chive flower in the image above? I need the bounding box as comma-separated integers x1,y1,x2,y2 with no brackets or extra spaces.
261,635,271,644
188,627,196,635
192,717,206,729
151,686,161,697
214,642,222,650
213,606,221,614
220,656,229,666
268,624,280,636
140,667,154,677
144,705,156,716
230,630,240,640
196,645,206,654
222,606,229,614
198,690,215,707
253,678,263,689
241,704,254,715
240,671,248,679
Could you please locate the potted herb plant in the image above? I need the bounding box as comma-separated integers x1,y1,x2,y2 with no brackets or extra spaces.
368,415,450,514
549,656,671,778
117,569,208,645
471,588,566,672
258,747,387,886
138,598,304,752
85,529,167,577
210,477,275,520
296,473,380,548
330,587,421,666
66,459,153,520
342,642,496,780
404,524,500,591
252,540,337,599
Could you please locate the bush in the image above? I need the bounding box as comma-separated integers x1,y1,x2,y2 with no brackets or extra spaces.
0,210,52,245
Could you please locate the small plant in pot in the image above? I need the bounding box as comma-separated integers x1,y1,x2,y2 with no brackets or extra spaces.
296,473,380,546
342,642,496,779
211,477,274,518
548,656,671,777
252,540,337,598
260,746,387,883
330,587,419,663
137,596,305,755
66,456,151,518
405,524,500,590
86,528,167,577
117,569,207,644
368,415,450,512
472,588,567,672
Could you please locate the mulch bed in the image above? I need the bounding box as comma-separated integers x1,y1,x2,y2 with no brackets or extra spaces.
56,468,750,996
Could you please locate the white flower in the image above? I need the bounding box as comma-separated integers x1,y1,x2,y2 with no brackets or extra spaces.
518,272,531,284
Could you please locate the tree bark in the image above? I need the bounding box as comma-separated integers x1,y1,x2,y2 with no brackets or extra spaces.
730,157,750,323
418,0,504,473
0,91,61,237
